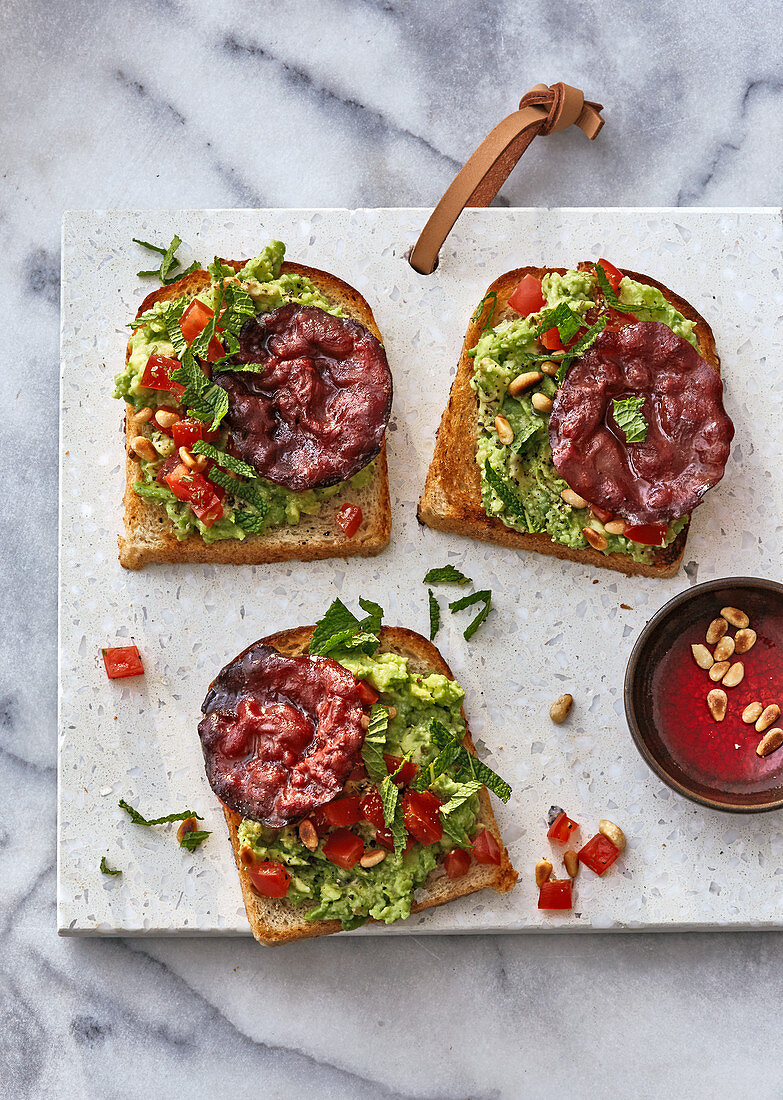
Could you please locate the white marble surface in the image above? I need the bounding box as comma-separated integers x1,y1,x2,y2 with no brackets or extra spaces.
3,1,783,1096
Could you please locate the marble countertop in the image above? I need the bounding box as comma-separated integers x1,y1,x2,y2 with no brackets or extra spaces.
3,1,783,1096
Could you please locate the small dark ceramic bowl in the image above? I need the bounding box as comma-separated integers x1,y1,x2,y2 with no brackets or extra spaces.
625,577,783,813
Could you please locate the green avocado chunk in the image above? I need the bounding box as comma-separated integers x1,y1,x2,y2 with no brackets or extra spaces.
470,269,694,563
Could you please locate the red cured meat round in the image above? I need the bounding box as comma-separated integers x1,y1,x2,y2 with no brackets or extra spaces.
198,644,367,828
549,322,734,525
216,304,392,491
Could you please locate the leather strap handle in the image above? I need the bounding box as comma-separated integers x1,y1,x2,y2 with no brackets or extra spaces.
409,83,604,275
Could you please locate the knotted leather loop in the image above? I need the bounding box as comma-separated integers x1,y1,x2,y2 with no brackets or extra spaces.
408,83,604,275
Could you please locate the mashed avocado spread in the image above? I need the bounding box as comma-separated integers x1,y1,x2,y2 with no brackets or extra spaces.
237,628,483,931
114,240,371,542
470,269,694,563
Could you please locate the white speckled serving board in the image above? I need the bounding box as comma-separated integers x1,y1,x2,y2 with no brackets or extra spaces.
59,208,783,936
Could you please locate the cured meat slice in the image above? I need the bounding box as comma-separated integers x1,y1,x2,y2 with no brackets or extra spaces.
549,322,734,525
216,304,392,491
199,644,367,827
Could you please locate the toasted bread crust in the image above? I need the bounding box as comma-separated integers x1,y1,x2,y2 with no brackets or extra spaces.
418,263,722,579
119,261,392,568
222,626,517,946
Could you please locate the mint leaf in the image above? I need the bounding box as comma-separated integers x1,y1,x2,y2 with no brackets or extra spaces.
439,779,482,816
191,442,258,479
217,282,256,336
613,396,648,443
358,598,384,635
214,361,266,373
100,856,121,876
535,302,583,344
206,467,270,514
362,704,389,783
423,565,472,585
555,315,608,384
449,589,492,641
163,300,188,359
483,461,531,527
411,740,462,792
170,347,230,432
423,719,511,803
179,830,211,851
190,284,224,361
380,761,408,855
119,799,203,826
133,237,170,257
471,291,498,333
308,598,383,656
233,509,266,534
208,257,237,280
509,420,544,455
133,235,195,285
428,590,440,641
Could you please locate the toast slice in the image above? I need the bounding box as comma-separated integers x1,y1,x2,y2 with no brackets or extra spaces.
222,625,517,946
118,262,391,568
418,264,721,579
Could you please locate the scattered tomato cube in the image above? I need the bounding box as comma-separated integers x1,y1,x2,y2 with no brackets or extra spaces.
507,273,545,316
547,812,579,843
355,679,379,707
597,258,624,292
322,828,365,869
538,879,573,910
578,832,620,876
102,646,144,680
402,789,443,846
321,796,362,828
384,754,418,786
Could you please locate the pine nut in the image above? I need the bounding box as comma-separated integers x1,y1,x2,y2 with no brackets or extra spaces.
535,858,553,887
598,820,626,852
135,406,154,423
532,393,553,414
713,636,735,662
722,661,744,688
508,370,543,396
176,816,198,843
298,819,319,851
721,606,749,629
734,628,757,654
583,527,608,551
549,693,573,724
742,702,764,725
131,435,157,462
564,850,579,878
706,617,728,645
604,519,627,536
561,487,588,509
755,704,780,733
239,845,254,867
179,447,208,472
360,849,386,868
691,644,714,670
707,688,727,721
155,409,181,429
757,729,783,758
709,661,730,682
386,706,398,719
495,415,514,445
540,360,559,377
360,714,371,730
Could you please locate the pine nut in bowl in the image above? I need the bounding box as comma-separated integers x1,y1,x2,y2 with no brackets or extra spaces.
624,577,783,813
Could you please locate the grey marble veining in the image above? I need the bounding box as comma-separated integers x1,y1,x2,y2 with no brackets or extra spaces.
2,0,783,1096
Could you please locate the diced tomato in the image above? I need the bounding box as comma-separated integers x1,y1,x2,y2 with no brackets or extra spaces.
538,879,573,910
205,334,224,363
578,832,620,875
444,847,471,879
403,789,442,845
624,523,668,546
540,325,564,352
247,860,291,898
171,418,218,450
355,680,379,707
102,645,144,680
322,796,362,828
547,812,579,843
597,258,624,292
589,505,613,525
180,299,215,343
336,503,363,538
507,274,545,317
164,463,224,527
384,754,418,786
155,455,181,484
140,353,185,397
322,828,365,869
360,788,385,829
471,828,501,865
